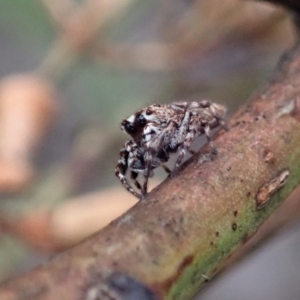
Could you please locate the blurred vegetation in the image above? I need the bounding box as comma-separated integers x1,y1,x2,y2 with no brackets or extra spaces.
0,0,295,291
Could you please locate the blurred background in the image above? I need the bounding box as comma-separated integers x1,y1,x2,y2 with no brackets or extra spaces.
0,0,299,299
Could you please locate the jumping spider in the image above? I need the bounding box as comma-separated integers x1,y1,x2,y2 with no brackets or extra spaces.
115,100,227,200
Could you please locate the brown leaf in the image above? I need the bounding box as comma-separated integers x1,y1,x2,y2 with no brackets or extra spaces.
0,74,58,193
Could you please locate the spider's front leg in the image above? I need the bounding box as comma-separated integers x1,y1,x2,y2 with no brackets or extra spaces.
143,120,178,192
115,142,142,200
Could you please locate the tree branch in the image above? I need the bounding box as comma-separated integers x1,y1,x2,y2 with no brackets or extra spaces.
2,6,300,300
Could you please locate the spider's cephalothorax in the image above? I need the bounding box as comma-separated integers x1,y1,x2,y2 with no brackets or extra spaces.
115,100,227,200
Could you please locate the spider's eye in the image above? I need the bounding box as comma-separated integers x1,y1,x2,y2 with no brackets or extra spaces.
124,122,136,134
136,114,147,127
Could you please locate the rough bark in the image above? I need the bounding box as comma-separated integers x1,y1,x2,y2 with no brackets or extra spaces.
2,5,300,300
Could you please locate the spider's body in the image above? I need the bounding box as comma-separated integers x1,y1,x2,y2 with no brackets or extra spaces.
115,100,227,200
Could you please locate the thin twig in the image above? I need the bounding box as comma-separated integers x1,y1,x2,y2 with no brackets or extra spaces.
40,0,76,29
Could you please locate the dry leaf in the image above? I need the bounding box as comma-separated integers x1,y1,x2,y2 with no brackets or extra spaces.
0,74,57,193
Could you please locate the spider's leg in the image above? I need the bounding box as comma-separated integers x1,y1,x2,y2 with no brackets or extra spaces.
130,171,142,191
161,164,171,174
141,177,148,198
171,111,190,147
172,148,186,175
219,119,229,131
142,120,177,194
142,150,153,197
188,149,197,155
115,142,142,200
150,121,178,153
170,110,193,177
209,104,227,131
172,132,195,177
202,122,218,155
